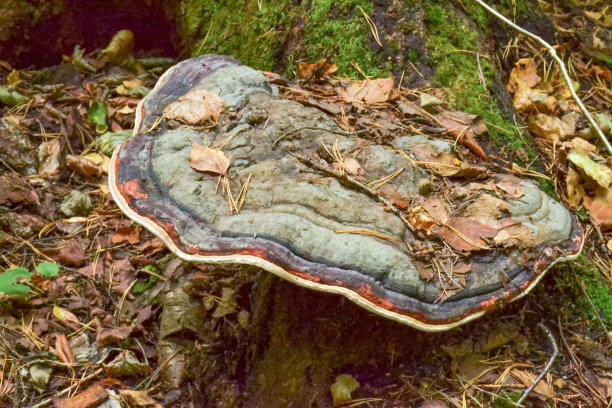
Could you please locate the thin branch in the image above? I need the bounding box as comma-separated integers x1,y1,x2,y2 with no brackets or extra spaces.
516,323,558,405
472,0,612,155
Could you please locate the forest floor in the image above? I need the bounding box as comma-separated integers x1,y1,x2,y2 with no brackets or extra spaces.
1,2,612,408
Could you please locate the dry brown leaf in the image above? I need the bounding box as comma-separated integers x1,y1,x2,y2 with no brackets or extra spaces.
431,108,487,159
415,261,435,280
163,89,226,125
407,206,437,234
420,196,449,224
66,154,105,177
340,77,399,104
512,80,556,113
119,390,160,407
52,383,108,408
528,112,579,141
297,60,338,79
59,240,86,267
110,226,142,245
507,58,541,92
584,187,612,231
190,142,231,175
566,166,585,208
55,334,74,364
96,325,134,348
511,369,556,398
435,217,497,251
38,139,61,175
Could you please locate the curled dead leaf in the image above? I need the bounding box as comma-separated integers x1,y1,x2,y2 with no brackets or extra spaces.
584,187,612,231
38,139,61,175
190,142,231,175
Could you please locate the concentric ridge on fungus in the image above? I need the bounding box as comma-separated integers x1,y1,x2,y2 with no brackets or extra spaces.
110,55,584,332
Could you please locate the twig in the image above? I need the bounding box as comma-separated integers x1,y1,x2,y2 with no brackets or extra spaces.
516,323,558,405
290,153,415,233
472,0,612,155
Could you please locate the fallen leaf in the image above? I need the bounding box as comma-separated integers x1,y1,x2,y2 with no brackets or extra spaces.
58,241,86,267
52,383,108,408
163,89,226,125
66,154,104,177
431,108,488,159
53,305,80,331
119,390,160,407
528,112,579,141
297,60,338,79
568,147,612,189
420,92,444,107
407,206,437,234
340,77,399,104
566,166,585,208
96,325,133,348
330,374,360,407
436,217,497,251
507,58,541,92
103,350,150,378
584,187,612,231
420,196,449,224
38,139,61,175
511,369,555,398
190,142,231,175
110,226,141,245
55,334,74,364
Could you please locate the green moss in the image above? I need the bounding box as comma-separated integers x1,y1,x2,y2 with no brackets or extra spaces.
460,0,532,30
180,0,384,78
294,0,383,78
423,1,525,149
181,0,294,71
407,48,418,62
556,255,612,328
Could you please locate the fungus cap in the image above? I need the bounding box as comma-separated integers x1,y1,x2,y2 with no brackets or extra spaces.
109,55,583,331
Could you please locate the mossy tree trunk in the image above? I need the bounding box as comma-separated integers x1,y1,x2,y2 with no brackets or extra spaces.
174,1,561,406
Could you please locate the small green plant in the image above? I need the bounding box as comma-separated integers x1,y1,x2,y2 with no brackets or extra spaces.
37,262,59,278
0,267,33,295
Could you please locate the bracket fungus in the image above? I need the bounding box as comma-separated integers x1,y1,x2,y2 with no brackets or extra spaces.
109,55,584,332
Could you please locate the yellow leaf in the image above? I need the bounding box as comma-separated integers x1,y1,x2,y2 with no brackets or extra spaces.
568,147,612,189
53,305,80,325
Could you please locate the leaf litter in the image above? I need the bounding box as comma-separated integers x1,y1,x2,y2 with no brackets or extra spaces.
0,9,611,406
